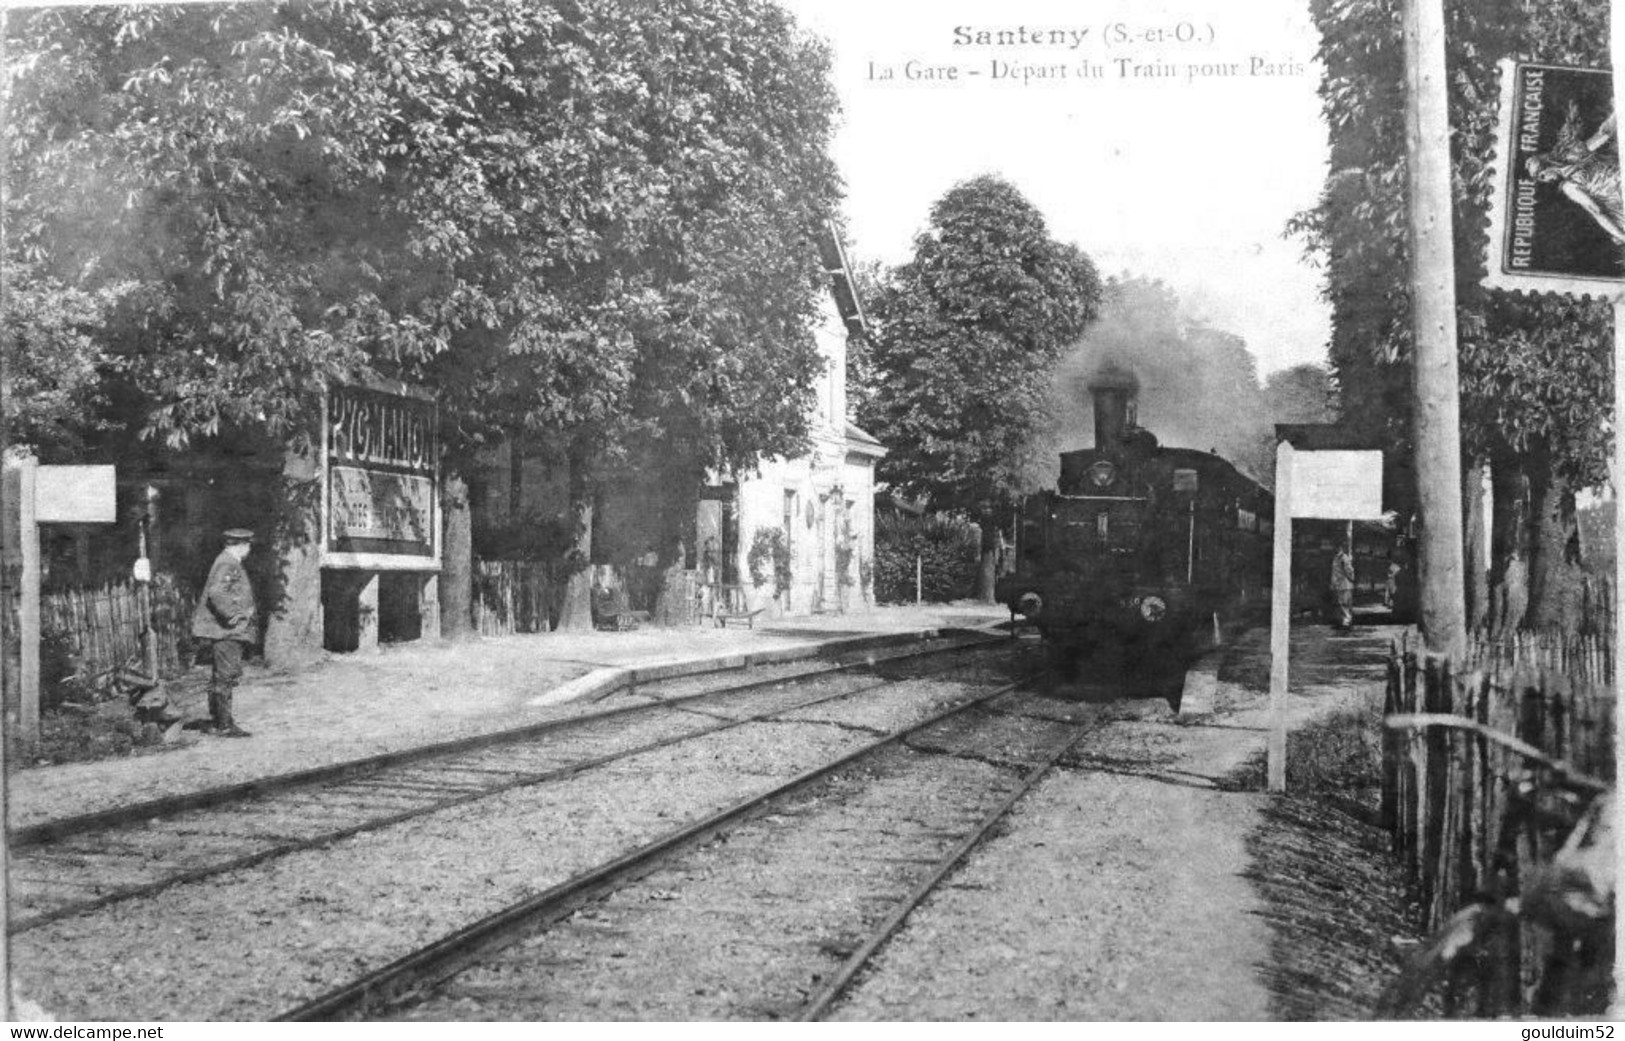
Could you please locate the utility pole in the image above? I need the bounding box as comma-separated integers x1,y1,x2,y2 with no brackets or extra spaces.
1402,0,1467,659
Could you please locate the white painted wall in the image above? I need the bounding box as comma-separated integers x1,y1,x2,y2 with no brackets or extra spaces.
730,290,881,617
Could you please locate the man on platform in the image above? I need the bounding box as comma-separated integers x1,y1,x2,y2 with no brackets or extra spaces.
1330,543,1356,634
191,527,259,737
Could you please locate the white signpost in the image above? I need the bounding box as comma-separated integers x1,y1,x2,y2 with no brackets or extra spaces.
2,457,117,735
1268,441,1385,792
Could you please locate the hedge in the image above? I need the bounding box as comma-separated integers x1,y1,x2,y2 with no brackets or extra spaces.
873,511,980,604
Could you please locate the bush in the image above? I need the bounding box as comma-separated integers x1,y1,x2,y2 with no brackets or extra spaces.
874,511,980,604
747,526,792,596
1222,699,1384,794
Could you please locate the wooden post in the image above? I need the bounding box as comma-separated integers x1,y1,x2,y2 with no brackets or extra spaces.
1269,438,1294,792
137,509,157,680
438,475,472,638
357,570,379,651
2,455,39,735
1402,0,1467,660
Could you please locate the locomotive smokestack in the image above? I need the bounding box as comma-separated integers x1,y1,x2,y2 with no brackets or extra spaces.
1088,369,1138,450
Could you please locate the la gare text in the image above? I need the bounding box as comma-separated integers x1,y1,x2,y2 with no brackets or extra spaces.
867,55,1306,85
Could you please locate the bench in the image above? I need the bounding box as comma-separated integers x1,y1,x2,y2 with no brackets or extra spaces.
602,609,651,632
592,588,650,631
714,608,764,629
712,584,764,629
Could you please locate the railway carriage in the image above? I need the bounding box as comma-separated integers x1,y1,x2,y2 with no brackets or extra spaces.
997,378,1273,685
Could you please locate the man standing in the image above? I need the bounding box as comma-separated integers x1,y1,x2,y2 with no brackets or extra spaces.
1330,543,1356,633
191,527,259,737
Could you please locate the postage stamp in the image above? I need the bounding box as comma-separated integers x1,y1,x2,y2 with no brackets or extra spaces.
1485,59,1625,298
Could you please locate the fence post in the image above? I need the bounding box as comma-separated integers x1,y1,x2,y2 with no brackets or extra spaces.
1419,655,1451,927
1381,640,1401,832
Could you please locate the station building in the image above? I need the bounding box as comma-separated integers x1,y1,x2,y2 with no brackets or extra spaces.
699,227,886,618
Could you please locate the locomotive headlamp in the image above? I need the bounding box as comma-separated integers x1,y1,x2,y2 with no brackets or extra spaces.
1015,591,1043,618
1138,595,1167,622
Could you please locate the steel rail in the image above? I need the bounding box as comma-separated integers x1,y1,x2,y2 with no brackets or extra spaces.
276,677,1029,1022
795,729,1086,1021
12,631,1003,849
11,638,1020,933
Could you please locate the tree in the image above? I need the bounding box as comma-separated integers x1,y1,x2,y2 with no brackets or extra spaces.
858,175,1101,601
2,265,130,458
1263,363,1338,427
1293,0,1612,632
7,0,842,638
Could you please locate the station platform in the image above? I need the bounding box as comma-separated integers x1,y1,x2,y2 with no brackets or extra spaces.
9,604,1010,833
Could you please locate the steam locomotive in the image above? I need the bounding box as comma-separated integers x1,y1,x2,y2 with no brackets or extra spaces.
997,377,1274,690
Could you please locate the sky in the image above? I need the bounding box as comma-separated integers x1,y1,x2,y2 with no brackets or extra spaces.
776,0,1332,377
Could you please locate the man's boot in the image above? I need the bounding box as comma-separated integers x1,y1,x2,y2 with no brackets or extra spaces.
216,687,250,738
197,690,220,734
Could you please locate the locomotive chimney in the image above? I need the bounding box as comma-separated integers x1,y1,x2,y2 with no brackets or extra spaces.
1088,372,1137,450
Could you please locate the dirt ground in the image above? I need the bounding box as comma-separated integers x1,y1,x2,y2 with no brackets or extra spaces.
830,623,1413,1020
9,604,1005,829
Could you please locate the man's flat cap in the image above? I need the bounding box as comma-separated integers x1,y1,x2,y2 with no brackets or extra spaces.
223,528,255,543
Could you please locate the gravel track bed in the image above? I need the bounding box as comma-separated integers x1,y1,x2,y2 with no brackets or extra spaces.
826,764,1271,1020
10,677,866,924
10,629,991,832
392,705,1079,1020
773,679,983,733
901,704,1087,766
658,672,893,721
625,635,992,702
14,673,990,1021
8,654,659,830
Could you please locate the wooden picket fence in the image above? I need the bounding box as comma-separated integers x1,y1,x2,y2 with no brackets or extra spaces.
472,560,553,637
1577,574,1614,637
471,559,706,635
1383,631,1613,1015
39,578,197,687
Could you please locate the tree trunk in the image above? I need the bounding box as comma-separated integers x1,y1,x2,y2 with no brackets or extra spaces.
976,511,999,604
1463,460,1489,632
1527,472,1583,631
439,474,473,639
508,431,524,523
555,446,594,631
651,479,698,625
263,444,324,668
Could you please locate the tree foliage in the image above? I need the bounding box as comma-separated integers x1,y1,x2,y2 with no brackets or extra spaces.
1293,0,1611,486
1263,363,1339,427
858,175,1101,517
3,264,131,456
6,0,841,482
1293,0,1612,629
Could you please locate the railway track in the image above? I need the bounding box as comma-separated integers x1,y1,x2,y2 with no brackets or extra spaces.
9,633,1013,935
281,679,1089,1021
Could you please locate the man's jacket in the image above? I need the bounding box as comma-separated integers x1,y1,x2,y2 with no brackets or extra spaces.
191,550,259,642
1331,553,1356,593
